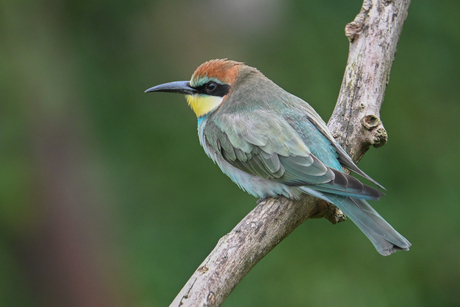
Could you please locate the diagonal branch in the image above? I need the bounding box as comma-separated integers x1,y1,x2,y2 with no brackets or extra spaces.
170,0,411,306
170,197,344,307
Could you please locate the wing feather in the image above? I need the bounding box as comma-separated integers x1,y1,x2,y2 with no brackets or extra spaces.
204,110,383,200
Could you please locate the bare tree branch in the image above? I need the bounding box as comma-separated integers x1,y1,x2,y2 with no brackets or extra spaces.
329,0,411,162
170,197,344,307
170,0,411,306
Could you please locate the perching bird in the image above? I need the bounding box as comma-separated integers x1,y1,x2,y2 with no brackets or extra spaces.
145,59,411,256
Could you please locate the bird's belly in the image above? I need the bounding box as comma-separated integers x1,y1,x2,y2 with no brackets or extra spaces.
214,154,302,199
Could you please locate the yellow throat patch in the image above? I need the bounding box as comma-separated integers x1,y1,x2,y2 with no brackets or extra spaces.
186,95,224,118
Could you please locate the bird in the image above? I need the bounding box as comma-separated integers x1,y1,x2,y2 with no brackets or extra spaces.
145,59,411,256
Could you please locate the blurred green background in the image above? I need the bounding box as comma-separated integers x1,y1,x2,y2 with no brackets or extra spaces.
1,0,459,306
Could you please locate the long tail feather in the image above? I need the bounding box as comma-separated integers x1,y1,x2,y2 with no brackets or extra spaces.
329,195,411,256
300,187,411,256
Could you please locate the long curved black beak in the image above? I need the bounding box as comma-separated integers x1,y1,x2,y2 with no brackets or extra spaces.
144,81,198,95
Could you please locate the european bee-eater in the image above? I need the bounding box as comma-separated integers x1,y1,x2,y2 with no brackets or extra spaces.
145,59,411,256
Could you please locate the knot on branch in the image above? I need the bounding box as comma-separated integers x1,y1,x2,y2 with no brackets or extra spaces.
361,114,380,130
197,266,209,274
345,0,371,42
361,115,388,148
373,128,388,148
309,200,347,224
206,291,216,306
345,21,363,42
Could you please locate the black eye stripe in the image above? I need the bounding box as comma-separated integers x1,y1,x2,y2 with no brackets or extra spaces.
194,82,230,97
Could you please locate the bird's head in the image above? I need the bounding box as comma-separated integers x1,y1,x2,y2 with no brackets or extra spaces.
145,59,243,118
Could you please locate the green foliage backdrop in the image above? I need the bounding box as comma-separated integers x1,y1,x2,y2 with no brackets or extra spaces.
1,0,459,306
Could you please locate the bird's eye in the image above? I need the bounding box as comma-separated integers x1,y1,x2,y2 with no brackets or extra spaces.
205,82,218,93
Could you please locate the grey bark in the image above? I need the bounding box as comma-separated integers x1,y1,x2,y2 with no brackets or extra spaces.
170,0,411,306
